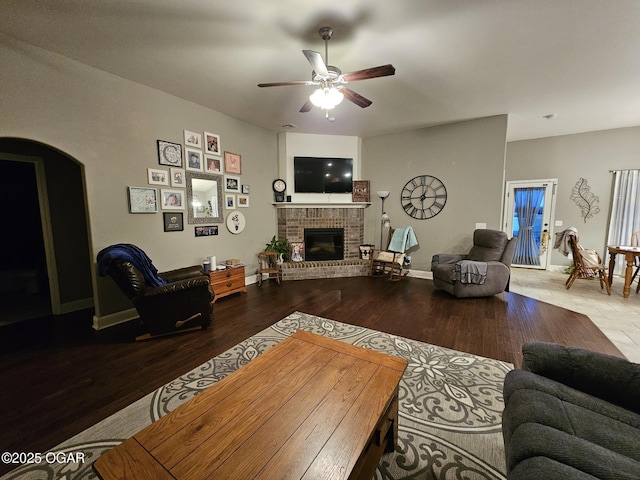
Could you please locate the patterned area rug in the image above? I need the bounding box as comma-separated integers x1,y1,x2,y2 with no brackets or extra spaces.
3,312,512,480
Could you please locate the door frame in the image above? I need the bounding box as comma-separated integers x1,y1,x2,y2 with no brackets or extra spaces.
0,152,61,314
503,178,558,270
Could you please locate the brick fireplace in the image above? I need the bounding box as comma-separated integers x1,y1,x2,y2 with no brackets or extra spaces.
276,205,370,280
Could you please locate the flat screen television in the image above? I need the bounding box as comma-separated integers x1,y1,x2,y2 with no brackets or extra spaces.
294,156,353,193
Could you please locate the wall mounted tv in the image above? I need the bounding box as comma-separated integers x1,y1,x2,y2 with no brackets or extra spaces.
294,156,353,193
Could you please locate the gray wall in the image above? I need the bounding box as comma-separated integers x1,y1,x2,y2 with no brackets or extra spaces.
506,126,640,267
0,35,278,320
361,115,509,272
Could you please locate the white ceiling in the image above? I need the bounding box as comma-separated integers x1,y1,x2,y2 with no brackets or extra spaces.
2,0,640,141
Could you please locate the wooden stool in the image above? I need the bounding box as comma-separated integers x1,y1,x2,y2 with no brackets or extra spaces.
257,251,280,286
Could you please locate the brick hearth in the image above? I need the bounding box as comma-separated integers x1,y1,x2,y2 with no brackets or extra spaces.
276,204,369,281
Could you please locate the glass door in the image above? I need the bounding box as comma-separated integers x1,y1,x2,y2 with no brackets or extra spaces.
504,180,557,269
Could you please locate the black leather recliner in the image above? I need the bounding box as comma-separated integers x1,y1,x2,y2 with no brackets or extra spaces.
98,244,213,338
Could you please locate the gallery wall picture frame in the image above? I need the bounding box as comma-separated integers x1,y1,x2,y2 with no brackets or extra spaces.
185,148,203,172
241,184,250,194
128,186,158,213
224,175,240,192
195,225,218,237
237,195,249,207
163,212,184,232
148,168,169,186
205,155,222,174
224,151,242,174
225,194,236,209
157,140,183,167
204,132,221,156
160,188,185,210
170,168,185,187
184,130,202,148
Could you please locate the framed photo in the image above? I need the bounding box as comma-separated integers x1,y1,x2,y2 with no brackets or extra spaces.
204,132,221,156
352,180,370,202
184,130,202,148
195,225,218,237
147,168,169,186
225,194,236,209
163,212,183,232
185,148,203,172
205,155,221,174
157,140,182,167
224,175,240,192
224,151,241,174
290,242,305,262
160,188,184,210
238,195,249,208
241,184,250,194
170,168,185,187
128,186,158,213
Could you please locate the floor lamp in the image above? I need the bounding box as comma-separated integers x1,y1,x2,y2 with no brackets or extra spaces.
377,190,390,249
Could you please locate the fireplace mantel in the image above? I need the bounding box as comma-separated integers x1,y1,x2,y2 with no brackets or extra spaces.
273,203,371,209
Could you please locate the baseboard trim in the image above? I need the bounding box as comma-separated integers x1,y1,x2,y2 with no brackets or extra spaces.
59,297,94,314
93,308,138,331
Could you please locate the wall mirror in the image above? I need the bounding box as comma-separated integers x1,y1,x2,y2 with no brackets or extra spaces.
186,171,223,224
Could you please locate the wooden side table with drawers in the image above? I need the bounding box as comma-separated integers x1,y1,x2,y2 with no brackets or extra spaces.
207,265,247,303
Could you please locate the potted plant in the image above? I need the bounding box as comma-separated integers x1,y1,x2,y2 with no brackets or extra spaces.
264,235,290,263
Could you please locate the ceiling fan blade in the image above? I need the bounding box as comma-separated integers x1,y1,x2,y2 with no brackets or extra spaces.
299,99,313,113
342,88,373,108
258,81,312,87
342,64,396,82
303,50,329,77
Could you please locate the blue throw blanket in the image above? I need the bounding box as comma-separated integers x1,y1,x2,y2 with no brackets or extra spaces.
97,244,167,287
388,227,418,252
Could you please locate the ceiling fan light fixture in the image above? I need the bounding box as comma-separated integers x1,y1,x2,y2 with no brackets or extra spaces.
309,87,344,110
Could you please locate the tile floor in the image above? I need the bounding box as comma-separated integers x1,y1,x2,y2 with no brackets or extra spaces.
509,267,640,363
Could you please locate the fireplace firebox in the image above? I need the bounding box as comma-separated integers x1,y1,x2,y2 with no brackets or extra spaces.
304,228,344,261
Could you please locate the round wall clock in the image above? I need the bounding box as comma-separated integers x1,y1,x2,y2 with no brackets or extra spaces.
226,211,246,234
401,175,447,219
272,178,286,202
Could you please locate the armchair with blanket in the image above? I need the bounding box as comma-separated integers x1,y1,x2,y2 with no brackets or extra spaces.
431,229,517,298
97,244,213,339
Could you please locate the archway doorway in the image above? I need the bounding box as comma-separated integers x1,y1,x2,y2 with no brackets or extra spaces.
0,139,93,326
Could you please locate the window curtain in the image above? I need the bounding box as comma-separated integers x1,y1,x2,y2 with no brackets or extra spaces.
512,187,545,265
606,170,640,276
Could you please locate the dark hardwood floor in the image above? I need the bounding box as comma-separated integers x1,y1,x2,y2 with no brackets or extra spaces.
0,276,623,477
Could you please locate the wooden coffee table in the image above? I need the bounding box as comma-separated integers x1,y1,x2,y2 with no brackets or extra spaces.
94,330,407,480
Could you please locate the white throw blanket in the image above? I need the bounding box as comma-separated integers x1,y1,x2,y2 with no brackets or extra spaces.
452,260,487,284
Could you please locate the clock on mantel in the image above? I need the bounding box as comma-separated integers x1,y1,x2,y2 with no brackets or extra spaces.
272,178,286,202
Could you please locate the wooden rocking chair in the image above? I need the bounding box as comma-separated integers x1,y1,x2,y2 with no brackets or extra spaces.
566,235,611,295
369,228,412,281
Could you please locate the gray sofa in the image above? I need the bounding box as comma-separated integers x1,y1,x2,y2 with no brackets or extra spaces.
502,342,640,480
431,229,517,298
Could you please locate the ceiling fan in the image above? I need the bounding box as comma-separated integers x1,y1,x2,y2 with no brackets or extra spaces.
258,26,395,114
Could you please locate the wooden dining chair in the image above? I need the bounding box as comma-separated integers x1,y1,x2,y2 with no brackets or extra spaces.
631,230,640,292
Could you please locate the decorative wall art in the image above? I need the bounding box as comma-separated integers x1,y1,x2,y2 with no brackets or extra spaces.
161,189,184,210
157,140,182,167
205,155,222,174
147,168,169,186
226,211,246,234
184,130,202,148
128,186,158,213
170,168,185,187
225,194,236,209
352,180,370,202
195,225,218,237
241,184,250,194
185,148,203,172
163,212,184,232
204,132,221,156
224,151,242,174
571,177,600,223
